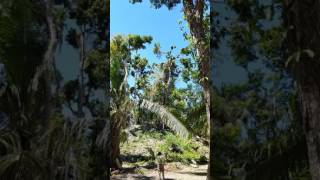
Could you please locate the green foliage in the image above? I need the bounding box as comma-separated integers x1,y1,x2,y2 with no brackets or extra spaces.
153,42,161,57
212,0,312,178
130,0,181,10
157,133,204,164
110,35,152,90
0,0,109,179
85,49,108,89
229,25,256,68
0,116,90,180
127,34,153,50
121,130,208,165
110,33,208,139
65,28,79,49
259,27,284,58
0,0,45,89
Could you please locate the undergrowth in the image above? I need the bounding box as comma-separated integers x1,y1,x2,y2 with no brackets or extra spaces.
121,130,208,165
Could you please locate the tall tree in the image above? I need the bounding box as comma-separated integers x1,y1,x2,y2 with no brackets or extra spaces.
62,0,109,178
30,0,59,126
283,0,320,179
110,35,153,168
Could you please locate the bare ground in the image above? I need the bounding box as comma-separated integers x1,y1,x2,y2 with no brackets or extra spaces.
111,163,207,180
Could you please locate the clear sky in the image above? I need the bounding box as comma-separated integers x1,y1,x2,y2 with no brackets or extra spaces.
111,0,189,88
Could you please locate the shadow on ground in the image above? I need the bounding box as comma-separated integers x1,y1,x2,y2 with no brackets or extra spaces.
111,175,156,180
120,154,154,163
178,171,207,176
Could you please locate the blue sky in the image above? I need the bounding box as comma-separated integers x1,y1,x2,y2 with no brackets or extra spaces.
111,0,188,53
111,0,189,88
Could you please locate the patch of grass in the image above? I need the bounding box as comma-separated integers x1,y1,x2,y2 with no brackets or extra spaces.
157,133,202,164
134,167,146,175
126,160,154,167
139,130,165,140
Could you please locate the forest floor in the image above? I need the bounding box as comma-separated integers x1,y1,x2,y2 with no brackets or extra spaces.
111,125,209,180
111,162,207,180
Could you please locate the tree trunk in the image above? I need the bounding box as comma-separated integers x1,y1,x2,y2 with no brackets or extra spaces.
283,0,320,179
30,0,58,125
182,0,212,179
78,29,85,117
300,80,320,180
204,86,213,179
110,121,122,168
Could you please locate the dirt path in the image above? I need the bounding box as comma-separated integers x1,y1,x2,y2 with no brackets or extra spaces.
111,163,207,180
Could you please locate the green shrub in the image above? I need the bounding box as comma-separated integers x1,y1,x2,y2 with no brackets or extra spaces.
157,133,201,164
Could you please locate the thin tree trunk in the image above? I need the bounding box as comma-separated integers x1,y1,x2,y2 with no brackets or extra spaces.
106,168,111,180
78,29,85,117
204,86,213,179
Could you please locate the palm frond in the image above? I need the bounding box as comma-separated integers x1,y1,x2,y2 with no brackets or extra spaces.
0,131,45,179
139,99,190,138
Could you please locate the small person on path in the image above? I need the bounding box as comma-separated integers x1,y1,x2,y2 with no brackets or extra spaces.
156,152,165,180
